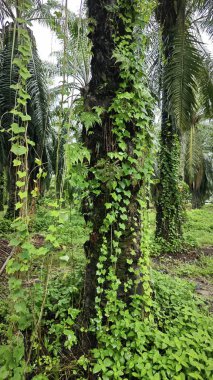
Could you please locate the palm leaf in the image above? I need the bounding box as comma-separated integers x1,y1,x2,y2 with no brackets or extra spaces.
184,125,204,186
165,28,203,131
0,22,53,184
196,0,213,39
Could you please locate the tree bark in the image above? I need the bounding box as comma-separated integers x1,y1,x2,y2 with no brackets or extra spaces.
155,98,182,240
82,0,122,336
155,0,184,244
81,0,151,349
191,191,205,209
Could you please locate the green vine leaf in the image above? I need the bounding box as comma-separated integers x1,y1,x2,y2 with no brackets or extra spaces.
13,159,22,167
11,123,25,134
15,202,24,210
17,171,27,178
18,191,27,200
11,145,27,156
16,180,25,188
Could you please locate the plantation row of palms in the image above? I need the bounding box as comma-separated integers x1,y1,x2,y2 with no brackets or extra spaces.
0,1,212,378
0,0,212,241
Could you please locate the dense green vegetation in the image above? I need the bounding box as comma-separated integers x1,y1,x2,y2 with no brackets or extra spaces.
0,202,213,379
0,0,212,379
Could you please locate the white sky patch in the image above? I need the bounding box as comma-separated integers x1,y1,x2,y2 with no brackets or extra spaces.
201,32,213,55
32,0,82,61
33,1,213,62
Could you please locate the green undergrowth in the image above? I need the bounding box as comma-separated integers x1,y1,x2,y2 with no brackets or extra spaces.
0,269,212,379
0,203,212,378
0,217,14,238
149,204,213,253
184,205,213,247
154,254,213,284
89,271,213,380
1,203,212,249
176,255,213,283
0,273,83,379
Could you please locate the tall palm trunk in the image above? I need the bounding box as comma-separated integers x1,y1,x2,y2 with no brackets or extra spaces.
82,0,123,329
192,191,204,209
156,94,182,240
155,0,184,245
81,0,153,344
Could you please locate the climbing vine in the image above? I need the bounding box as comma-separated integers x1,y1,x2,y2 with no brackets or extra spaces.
79,0,156,377
155,126,186,252
0,2,50,377
0,1,212,380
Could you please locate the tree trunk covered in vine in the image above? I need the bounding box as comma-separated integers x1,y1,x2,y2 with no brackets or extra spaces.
81,0,153,344
0,169,4,211
82,0,126,327
155,0,184,244
155,97,182,240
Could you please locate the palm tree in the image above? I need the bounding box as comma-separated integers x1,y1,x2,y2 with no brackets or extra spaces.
80,0,154,351
184,128,213,208
0,2,54,218
183,101,213,208
48,13,91,199
155,0,213,246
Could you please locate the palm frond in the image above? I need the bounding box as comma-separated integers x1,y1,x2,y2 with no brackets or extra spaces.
197,54,213,117
0,22,53,184
196,0,213,39
165,28,203,131
184,125,204,186
184,120,213,205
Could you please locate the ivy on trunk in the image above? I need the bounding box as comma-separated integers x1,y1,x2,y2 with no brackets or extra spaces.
155,0,185,248
80,0,154,354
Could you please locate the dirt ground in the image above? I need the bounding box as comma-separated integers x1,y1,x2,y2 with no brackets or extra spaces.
152,246,213,311
1,238,213,311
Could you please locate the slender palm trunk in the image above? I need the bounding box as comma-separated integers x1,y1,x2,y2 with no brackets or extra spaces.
191,191,204,209
0,169,4,211
155,0,184,245
156,96,182,240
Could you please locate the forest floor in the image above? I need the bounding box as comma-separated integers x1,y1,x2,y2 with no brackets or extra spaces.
150,204,213,311
0,203,213,310
152,247,213,311
0,203,212,379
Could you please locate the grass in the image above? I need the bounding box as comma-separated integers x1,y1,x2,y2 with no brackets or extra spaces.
176,255,213,282
148,204,213,248
0,200,212,378
1,202,213,280
184,204,213,247
148,204,213,305
153,254,213,283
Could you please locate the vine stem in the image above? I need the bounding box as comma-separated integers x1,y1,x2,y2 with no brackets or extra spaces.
26,256,52,366
0,248,15,276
